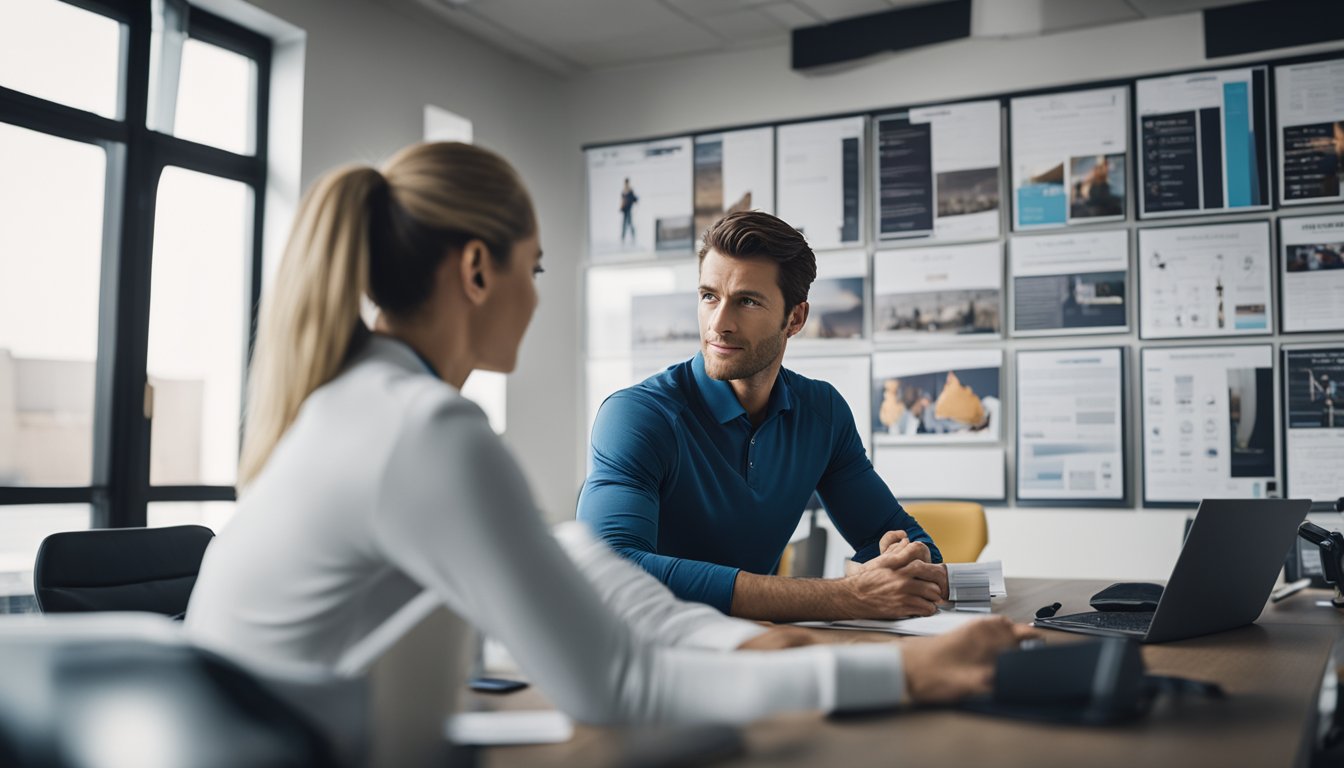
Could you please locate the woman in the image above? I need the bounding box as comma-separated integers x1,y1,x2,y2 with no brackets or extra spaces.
186,142,1026,729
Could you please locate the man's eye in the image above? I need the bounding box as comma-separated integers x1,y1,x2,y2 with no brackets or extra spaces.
741,298,759,307
701,293,716,302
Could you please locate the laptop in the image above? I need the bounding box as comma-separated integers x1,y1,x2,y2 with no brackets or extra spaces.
1035,498,1312,643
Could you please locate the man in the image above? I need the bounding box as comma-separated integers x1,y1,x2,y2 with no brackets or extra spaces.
579,211,948,623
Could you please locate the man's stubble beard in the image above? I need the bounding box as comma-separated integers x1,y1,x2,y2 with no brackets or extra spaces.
702,326,788,382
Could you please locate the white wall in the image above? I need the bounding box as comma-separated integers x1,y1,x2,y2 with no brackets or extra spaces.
238,0,583,522
563,14,1344,580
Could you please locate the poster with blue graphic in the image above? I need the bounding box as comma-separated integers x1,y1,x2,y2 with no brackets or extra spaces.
1136,67,1271,218
1010,86,1128,231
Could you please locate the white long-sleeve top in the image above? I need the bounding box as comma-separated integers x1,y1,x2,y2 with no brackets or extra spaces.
186,335,907,724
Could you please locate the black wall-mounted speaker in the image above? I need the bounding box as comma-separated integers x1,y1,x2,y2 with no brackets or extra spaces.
1204,0,1344,59
791,0,972,71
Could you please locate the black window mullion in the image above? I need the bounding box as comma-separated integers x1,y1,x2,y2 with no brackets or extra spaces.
150,132,265,184
103,0,155,529
0,86,126,145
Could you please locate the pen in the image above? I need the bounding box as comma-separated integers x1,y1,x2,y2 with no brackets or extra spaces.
1271,578,1312,603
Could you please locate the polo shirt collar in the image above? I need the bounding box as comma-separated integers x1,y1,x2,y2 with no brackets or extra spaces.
691,352,794,425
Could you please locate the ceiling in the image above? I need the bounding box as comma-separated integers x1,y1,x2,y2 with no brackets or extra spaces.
400,0,1254,76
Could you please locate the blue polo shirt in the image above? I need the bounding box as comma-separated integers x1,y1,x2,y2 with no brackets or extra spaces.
577,352,940,614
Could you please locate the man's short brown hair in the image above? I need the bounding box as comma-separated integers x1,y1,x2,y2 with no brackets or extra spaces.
698,211,817,314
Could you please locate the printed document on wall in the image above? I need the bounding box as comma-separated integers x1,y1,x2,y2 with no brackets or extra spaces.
1136,67,1270,218
1279,214,1344,333
791,250,868,346
777,117,865,251
1016,348,1126,502
1283,345,1344,503
871,349,1002,444
694,128,775,238
1142,345,1276,505
1138,221,1272,339
1276,59,1344,206
873,242,1002,342
875,100,1000,242
1010,229,1128,336
874,445,1005,500
1010,86,1128,230
588,138,693,262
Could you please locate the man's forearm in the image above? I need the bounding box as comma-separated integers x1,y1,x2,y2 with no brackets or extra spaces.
729,571,861,622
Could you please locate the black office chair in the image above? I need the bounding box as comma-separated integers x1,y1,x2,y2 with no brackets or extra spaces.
33,525,215,617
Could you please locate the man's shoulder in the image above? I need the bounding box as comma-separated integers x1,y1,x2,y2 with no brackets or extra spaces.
597,360,694,430
780,366,845,408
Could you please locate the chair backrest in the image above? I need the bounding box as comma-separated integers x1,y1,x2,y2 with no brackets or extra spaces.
902,501,988,563
33,525,216,616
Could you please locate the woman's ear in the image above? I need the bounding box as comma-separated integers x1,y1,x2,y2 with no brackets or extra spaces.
459,240,490,305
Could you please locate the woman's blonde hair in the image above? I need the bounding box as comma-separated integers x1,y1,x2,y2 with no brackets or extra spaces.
238,142,536,486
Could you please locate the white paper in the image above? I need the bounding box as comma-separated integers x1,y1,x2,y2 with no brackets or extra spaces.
873,242,1002,342
784,354,872,453
694,128,775,238
946,560,1007,597
445,711,573,746
1279,214,1344,333
1138,221,1272,339
1016,348,1126,501
797,609,1001,637
1010,230,1128,336
1276,59,1344,206
875,100,1001,242
1136,67,1270,217
871,349,1003,444
1283,345,1344,503
588,138,693,261
873,445,1005,500
1141,345,1276,504
777,116,865,251
1010,86,1128,230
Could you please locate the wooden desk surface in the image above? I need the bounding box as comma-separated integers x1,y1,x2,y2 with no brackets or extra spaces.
471,578,1344,768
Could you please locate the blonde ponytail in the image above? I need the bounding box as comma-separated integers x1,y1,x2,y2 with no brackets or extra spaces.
238,166,384,486
238,142,536,488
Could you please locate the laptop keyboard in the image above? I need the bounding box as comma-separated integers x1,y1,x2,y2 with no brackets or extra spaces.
1046,611,1156,633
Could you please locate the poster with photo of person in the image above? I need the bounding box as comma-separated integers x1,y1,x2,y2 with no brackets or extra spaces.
873,242,1001,342
1010,86,1128,230
875,99,1001,242
1283,345,1344,504
1136,66,1271,218
1010,229,1128,336
1279,214,1344,334
1141,344,1276,506
587,137,694,262
693,128,775,240
871,349,1002,445
777,116,865,251
1276,59,1344,206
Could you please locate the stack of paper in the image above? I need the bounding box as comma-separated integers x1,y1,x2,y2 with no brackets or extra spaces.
946,561,1006,612
796,609,998,637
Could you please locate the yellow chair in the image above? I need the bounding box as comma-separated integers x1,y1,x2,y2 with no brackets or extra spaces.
902,501,988,563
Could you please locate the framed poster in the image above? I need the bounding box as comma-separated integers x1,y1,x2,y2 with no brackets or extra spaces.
1010,86,1128,230
1016,347,1128,505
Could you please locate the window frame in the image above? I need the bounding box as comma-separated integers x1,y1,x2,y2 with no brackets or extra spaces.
0,0,272,527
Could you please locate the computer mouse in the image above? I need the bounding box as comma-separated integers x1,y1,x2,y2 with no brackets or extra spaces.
1089,582,1164,612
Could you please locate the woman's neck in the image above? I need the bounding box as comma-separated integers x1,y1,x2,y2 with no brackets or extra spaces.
373,314,473,389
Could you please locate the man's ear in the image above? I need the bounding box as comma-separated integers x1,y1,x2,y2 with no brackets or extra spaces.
785,301,810,338
459,240,490,305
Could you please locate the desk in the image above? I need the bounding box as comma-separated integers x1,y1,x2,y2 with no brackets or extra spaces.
470,578,1344,768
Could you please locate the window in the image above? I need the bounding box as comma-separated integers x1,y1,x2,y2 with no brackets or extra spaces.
0,0,272,610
